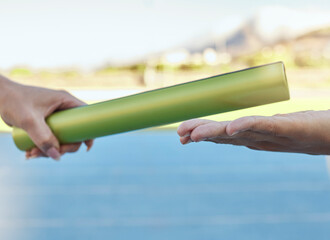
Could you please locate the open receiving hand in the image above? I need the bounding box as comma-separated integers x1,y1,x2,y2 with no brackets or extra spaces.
0,81,93,161
177,110,330,155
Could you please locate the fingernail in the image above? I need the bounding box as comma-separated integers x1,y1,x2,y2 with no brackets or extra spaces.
183,139,192,145
46,147,61,161
183,133,190,137
230,131,241,136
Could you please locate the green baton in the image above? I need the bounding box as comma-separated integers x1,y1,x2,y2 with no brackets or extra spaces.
13,62,290,151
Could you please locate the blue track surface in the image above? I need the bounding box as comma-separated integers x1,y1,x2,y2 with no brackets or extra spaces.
0,131,329,240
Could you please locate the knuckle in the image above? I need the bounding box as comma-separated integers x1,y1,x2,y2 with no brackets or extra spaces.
265,118,278,136
176,123,184,136
190,131,201,142
249,116,258,128
58,89,70,95
177,124,187,136
234,116,250,126
20,115,36,129
39,134,55,150
233,116,257,131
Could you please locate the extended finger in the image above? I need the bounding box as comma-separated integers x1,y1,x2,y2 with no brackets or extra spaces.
190,121,229,142
27,141,88,159
24,116,61,161
26,147,47,159
59,142,82,155
84,139,94,151
177,119,214,137
180,136,192,145
226,116,279,136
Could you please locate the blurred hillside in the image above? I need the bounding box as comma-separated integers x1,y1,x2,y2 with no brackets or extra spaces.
1,7,329,91
176,7,330,57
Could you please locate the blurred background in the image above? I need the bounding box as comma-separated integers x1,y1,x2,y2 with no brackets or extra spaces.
0,0,330,239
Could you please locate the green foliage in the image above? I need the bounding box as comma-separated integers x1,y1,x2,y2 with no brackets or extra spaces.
155,63,175,72
37,70,57,79
10,68,32,77
238,46,330,69
294,54,330,68
239,48,296,68
179,64,204,71
60,70,80,78
96,66,119,74
97,63,147,74
128,64,146,72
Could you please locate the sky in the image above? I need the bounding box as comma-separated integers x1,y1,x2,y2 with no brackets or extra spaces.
0,0,329,69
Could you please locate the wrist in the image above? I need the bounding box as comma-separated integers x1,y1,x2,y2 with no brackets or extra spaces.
0,75,19,114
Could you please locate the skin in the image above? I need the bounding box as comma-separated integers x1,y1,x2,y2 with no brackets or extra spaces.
177,110,330,155
0,75,93,161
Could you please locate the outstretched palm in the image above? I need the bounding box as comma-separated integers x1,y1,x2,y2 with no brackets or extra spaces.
177,110,330,155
